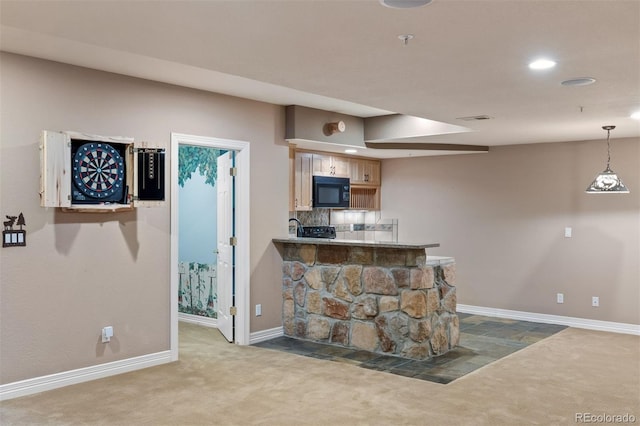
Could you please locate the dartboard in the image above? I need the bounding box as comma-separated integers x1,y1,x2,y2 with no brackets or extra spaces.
72,142,125,201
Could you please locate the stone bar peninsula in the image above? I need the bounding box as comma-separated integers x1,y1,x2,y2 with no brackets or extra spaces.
272,238,459,360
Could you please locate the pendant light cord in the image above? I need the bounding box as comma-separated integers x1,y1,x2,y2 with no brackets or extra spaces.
606,128,611,169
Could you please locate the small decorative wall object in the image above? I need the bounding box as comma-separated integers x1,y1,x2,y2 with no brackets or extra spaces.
3,212,26,247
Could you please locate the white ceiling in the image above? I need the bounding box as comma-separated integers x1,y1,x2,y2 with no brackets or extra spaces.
1,0,639,158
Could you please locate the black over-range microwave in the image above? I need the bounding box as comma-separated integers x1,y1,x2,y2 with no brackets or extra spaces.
313,176,350,208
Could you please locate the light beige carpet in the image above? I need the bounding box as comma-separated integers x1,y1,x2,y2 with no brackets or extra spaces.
1,322,638,425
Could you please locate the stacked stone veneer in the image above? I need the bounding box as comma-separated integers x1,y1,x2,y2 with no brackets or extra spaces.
281,243,459,360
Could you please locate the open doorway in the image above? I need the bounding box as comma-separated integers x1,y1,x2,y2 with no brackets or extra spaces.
170,133,250,360
176,146,232,338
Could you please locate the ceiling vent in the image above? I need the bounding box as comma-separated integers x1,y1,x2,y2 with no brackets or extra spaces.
380,0,433,8
456,115,493,121
561,77,596,87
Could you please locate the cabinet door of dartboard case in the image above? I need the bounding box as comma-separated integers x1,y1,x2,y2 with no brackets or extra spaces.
135,148,165,201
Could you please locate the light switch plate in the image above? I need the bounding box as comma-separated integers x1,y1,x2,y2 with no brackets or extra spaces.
102,326,113,343
564,227,572,238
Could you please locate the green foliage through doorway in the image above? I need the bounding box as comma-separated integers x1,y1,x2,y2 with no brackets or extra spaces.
178,145,225,187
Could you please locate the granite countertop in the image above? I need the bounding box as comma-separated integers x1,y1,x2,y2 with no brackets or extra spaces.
272,237,439,250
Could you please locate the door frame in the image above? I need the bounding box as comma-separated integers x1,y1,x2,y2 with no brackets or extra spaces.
170,132,251,360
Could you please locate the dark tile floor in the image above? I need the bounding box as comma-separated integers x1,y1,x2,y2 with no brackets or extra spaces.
254,313,567,384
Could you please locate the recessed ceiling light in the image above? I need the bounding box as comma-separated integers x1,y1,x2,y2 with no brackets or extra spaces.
631,111,640,120
345,149,358,154
528,59,557,70
380,0,433,8
561,77,596,86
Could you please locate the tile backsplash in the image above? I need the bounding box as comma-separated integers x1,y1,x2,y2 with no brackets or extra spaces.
331,210,398,242
289,209,398,242
288,209,330,235
296,209,330,226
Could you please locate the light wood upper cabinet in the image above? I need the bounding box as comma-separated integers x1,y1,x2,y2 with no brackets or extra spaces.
349,158,381,185
289,147,295,211
290,149,382,211
312,153,350,177
332,155,350,177
293,151,313,211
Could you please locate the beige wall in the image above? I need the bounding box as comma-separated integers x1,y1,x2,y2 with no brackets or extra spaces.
2,51,637,387
381,140,639,324
0,53,288,384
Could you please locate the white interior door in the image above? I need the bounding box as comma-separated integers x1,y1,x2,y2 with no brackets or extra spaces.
216,151,234,342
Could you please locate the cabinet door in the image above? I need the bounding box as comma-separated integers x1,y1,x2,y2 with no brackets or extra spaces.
349,158,364,184
313,153,349,177
312,154,332,176
294,152,313,211
40,130,71,207
289,147,295,211
332,156,350,177
363,159,381,185
350,158,381,185
132,143,166,207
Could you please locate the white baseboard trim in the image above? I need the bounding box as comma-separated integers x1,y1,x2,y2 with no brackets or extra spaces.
457,304,640,336
178,313,218,328
0,350,172,401
250,326,284,344
178,314,282,344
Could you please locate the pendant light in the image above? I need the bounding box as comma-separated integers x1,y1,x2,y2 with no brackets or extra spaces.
585,125,630,194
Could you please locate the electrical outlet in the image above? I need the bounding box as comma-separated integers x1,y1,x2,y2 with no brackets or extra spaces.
564,227,572,238
255,304,262,317
557,293,564,304
592,296,599,307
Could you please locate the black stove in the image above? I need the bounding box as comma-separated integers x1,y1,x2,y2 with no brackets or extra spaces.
298,226,336,239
